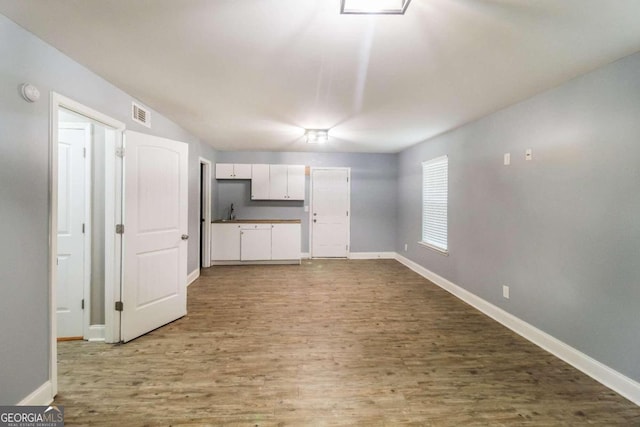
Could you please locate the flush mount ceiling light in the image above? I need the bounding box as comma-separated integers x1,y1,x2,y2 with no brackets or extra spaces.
305,129,329,144
340,0,412,15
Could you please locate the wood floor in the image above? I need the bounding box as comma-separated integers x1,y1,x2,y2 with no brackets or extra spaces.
55,260,640,426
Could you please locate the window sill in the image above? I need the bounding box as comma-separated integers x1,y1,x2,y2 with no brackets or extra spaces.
418,241,449,256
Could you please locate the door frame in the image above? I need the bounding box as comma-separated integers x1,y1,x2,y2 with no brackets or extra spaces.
58,122,93,340
309,167,351,258
199,158,212,268
49,93,126,397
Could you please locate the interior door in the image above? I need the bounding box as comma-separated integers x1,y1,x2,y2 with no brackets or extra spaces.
311,168,350,258
57,124,90,338
121,131,189,342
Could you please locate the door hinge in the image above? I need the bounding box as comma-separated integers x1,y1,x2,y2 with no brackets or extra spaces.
81,299,85,310
116,224,125,234
82,223,85,234
116,147,125,158
346,211,349,217
347,176,349,182
115,301,124,311
83,147,87,158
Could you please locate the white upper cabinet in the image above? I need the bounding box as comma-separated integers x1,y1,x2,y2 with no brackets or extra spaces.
215,163,252,179
268,164,305,200
251,164,270,200
218,163,305,200
287,165,305,200
269,165,288,200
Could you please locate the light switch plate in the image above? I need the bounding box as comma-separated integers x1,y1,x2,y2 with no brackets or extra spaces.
504,153,511,165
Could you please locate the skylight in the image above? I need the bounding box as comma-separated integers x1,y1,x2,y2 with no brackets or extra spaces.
340,0,412,15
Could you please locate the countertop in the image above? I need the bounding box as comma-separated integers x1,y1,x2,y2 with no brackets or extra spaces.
212,219,301,224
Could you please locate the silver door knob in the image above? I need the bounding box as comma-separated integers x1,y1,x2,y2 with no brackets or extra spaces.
181,234,189,240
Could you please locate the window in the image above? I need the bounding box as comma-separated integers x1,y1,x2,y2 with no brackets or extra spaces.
421,155,448,253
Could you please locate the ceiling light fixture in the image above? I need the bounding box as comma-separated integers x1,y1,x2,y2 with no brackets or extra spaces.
305,129,329,144
340,0,411,15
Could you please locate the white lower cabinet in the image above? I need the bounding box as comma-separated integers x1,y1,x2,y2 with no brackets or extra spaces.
212,222,301,264
240,226,272,261
211,223,241,260
271,224,301,260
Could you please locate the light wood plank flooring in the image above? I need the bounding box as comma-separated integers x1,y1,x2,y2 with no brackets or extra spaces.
55,260,640,425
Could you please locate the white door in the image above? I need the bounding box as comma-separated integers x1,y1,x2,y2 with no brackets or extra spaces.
121,131,189,342
57,124,90,338
311,168,350,258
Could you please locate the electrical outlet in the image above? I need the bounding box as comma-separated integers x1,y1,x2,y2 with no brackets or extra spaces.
304,205,309,212
525,148,533,161
404,243,408,251
502,285,510,299
503,153,510,165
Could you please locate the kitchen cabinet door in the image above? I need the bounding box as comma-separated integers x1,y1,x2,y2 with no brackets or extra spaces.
251,164,270,200
234,164,252,179
215,163,234,179
271,224,301,260
287,165,305,200
240,227,272,260
269,164,288,200
211,223,241,260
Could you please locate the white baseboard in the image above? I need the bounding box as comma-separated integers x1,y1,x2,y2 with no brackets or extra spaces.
349,252,396,260
18,381,54,406
187,268,200,286
394,253,640,406
301,252,310,259
86,324,105,342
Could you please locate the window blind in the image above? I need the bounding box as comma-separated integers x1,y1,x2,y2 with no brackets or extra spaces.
422,155,448,252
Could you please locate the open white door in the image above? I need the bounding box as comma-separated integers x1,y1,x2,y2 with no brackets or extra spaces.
121,131,189,342
57,124,90,338
311,168,350,258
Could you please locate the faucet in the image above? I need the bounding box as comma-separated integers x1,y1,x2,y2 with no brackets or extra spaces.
229,203,236,221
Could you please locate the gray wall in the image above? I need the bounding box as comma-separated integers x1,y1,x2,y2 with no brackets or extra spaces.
215,152,397,253
0,14,215,404
397,52,640,382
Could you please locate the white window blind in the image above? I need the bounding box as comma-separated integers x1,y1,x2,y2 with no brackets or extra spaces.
422,155,448,252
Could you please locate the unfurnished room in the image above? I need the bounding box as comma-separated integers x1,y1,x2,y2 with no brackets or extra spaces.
1,0,640,425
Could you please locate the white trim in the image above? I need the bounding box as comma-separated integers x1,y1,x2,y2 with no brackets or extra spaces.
199,158,212,268
187,268,200,286
349,252,396,260
394,253,640,406
417,240,449,256
301,252,310,259
309,167,351,259
86,324,106,342
50,93,127,395
18,381,54,406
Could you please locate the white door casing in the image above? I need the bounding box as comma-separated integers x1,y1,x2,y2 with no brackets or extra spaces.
57,124,91,338
311,168,350,258
121,131,189,343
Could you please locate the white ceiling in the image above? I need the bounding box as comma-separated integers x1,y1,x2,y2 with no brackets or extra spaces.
2,1,640,153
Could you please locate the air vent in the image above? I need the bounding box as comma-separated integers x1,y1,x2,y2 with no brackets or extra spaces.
132,102,151,128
